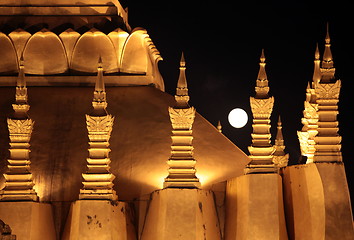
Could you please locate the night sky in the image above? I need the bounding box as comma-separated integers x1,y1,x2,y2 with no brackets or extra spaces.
120,1,353,197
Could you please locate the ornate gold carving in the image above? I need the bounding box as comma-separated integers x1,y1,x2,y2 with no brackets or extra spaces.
86,115,114,134
7,118,34,135
168,106,195,129
315,80,341,99
297,131,310,156
250,96,274,118
303,101,318,120
273,154,289,168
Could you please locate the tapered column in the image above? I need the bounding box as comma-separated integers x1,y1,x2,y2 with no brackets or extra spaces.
0,57,38,201
246,50,276,174
79,58,117,200
163,53,200,188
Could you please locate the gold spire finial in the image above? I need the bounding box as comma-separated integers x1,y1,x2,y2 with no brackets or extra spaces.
276,116,284,142
217,120,222,133
315,43,320,60
175,52,189,107
255,49,269,98
325,22,330,44
180,52,186,67
95,56,105,92
92,56,107,115
313,43,321,86
321,23,335,82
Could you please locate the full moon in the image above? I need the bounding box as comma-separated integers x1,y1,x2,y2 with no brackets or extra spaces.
228,108,248,128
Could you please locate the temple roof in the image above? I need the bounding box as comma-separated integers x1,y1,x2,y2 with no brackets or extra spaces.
0,85,249,201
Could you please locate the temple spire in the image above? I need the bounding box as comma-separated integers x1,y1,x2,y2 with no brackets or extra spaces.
0,58,38,201
164,53,200,188
312,43,321,87
313,24,342,163
217,120,222,133
92,57,107,116
175,52,190,107
273,116,289,168
320,23,335,82
95,56,105,92
80,59,117,201
246,49,276,174
275,116,284,143
255,49,269,98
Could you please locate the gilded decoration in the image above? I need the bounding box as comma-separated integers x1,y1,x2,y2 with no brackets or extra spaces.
303,101,318,120
7,118,34,135
250,97,274,118
168,107,195,130
315,80,341,99
86,114,114,134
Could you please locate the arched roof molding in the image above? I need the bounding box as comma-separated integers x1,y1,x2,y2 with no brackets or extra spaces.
59,28,81,67
23,29,68,75
120,28,164,90
71,28,118,73
8,28,31,64
0,32,18,74
107,28,129,70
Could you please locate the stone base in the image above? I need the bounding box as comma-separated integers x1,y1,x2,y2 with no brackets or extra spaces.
0,201,56,240
282,162,354,240
62,200,136,240
141,188,221,240
225,173,288,240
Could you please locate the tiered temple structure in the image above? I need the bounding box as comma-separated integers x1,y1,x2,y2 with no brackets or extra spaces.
163,53,200,188
0,1,352,240
246,50,276,174
0,57,38,201
79,58,117,201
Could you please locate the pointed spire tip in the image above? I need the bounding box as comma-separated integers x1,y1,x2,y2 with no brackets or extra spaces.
180,52,186,67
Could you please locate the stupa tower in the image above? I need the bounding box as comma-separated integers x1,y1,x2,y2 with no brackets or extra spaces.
246,49,276,174
297,45,320,163
79,58,118,200
313,25,342,162
0,57,38,201
163,53,200,188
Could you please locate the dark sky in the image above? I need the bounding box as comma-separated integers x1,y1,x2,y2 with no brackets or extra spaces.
120,1,353,196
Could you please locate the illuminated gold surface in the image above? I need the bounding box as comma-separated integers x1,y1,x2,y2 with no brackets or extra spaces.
141,188,221,240
225,174,288,240
63,200,136,240
283,163,354,239
0,201,56,240
0,86,249,202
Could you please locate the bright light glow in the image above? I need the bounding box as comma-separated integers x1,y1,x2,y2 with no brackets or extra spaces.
228,108,248,128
